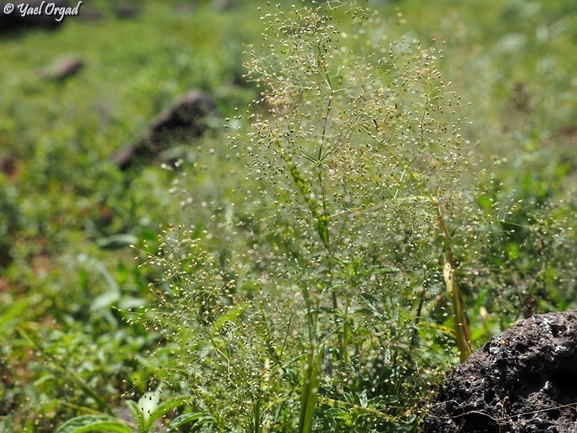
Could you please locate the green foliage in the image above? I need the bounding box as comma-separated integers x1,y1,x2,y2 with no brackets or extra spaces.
55,390,192,433
127,2,577,431
56,416,134,433
131,1,478,431
2,0,577,431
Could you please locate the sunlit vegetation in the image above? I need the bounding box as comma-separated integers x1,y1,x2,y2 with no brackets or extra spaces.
1,0,577,431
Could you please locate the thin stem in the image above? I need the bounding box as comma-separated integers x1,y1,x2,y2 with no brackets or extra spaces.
437,203,472,362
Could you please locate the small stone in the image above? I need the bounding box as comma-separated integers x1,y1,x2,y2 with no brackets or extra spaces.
114,3,140,19
38,56,84,81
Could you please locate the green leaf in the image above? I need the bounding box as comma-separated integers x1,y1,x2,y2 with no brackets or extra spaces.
298,344,324,433
96,234,139,250
138,391,160,422
507,242,519,260
125,399,145,429
147,396,188,429
117,296,148,310
0,297,30,331
477,194,493,210
55,415,133,433
90,290,121,312
167,412,213,431
127,390,188,430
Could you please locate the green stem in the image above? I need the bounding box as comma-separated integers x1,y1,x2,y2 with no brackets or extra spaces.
342,294,350,364
437,203,472,362
298,343,323,433
278,148,330,252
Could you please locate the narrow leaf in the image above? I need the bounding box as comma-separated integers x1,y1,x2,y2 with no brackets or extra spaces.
298,345,323,433
167,412,213,431
55,415,133,433
147,397,188,427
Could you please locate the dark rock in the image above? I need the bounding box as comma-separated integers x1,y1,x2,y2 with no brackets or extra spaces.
109,144,140,171
213,0,236,11
544,125,577,172
0,154,16,178
502,82,534,134
144,90,217,143
78,7,104,23
0,0,70,35
420,308,577,433
114,3,140,19
174,3,195,16
38,55,83,81
110,89,218,170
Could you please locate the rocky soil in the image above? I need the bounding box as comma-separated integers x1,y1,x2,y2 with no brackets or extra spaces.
421,308,577,433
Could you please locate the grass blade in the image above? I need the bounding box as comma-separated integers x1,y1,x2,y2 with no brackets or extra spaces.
298,344,324,433
55,415,133,433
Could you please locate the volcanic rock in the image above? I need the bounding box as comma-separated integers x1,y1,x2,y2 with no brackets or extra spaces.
38,55,83,81
110,89,218,170
421,308,577,433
